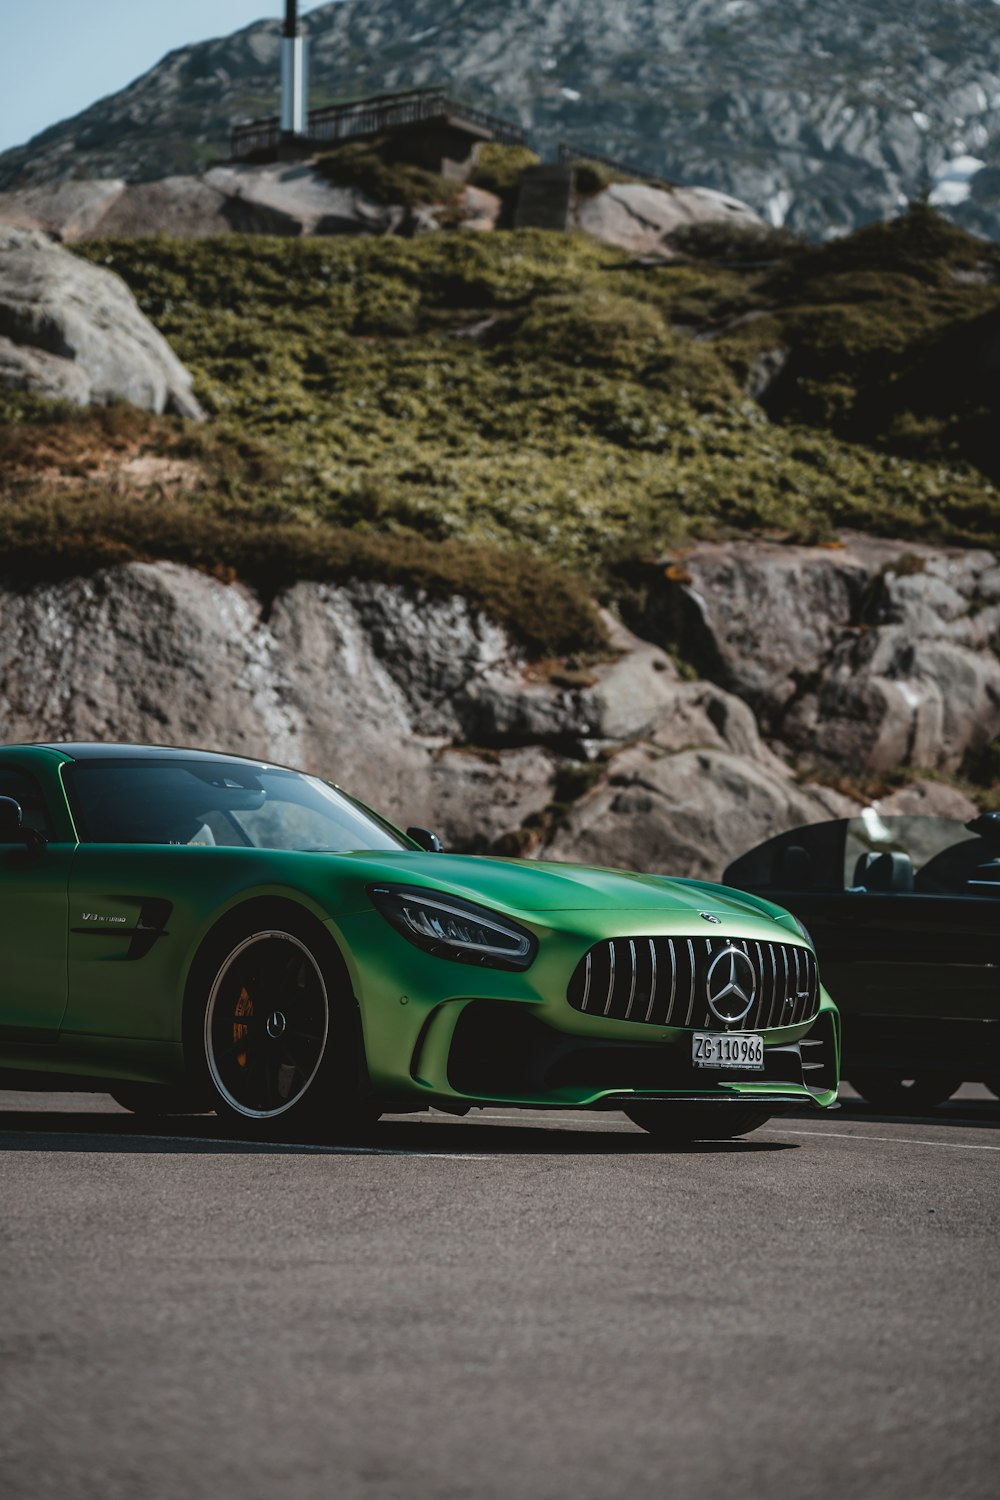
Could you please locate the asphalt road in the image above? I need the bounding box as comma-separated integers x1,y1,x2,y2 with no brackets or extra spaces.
1,1089,998,1500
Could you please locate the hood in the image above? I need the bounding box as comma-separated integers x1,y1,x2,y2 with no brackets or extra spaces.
341,851,786,922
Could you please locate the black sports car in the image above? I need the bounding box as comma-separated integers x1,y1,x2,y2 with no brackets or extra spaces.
723,812,1000,1111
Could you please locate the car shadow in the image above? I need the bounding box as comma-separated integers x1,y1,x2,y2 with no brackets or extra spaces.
792,1096,1000,1132
0,1107,796,1157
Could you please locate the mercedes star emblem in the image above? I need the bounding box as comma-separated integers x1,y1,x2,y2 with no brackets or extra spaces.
705,945,757,1024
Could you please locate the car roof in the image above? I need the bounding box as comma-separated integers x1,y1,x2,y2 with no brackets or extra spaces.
38,743,274,766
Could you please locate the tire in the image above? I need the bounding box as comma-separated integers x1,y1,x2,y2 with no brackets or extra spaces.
848,1070,962,1112
623,1102,772,1143
109,1082,203,1116
186,906,376,1141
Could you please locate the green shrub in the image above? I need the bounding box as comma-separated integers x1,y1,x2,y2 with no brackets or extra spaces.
469,143,539,197
0,490,607,658
313,137,462,209
668,220,804,263
571,159,619,196
9,220,993,611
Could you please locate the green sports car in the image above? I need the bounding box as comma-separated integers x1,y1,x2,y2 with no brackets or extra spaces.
0,743,839,1141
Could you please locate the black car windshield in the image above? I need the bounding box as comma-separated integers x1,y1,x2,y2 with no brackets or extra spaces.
63,758,409,852
725,813,1000,897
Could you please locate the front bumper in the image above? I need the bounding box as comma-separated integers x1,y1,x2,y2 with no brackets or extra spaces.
330,909,841,1113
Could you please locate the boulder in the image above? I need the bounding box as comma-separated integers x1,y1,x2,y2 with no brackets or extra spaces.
0,164,500,242
638,537,1000,775
0,227,203,418
572,181,762,256
202,164,401,236
875,780,980,821
0,557,989,878
540,746,857,881
0,179,126,240
0,563,556,836
428,746,558,851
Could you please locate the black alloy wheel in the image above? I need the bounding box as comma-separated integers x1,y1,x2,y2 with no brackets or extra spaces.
623,1102,772,1143
195,917,374,1139
205,930,329,1121
848,1069,962,1113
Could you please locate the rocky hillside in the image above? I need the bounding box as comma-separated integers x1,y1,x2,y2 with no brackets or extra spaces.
1,212,997,853
1,0,998,240
0,161,760,252
0,549,992,877
57,211,1000,550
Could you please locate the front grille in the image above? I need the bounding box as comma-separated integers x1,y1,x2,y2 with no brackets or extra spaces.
567,936,819,1030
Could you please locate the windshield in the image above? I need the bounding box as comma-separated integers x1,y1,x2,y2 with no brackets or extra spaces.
725,814,1000,897
843,812,1000,895
63,757,409,853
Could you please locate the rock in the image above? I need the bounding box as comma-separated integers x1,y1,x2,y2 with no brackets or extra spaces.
94,175,305,238
0,564,556,837
0,165,499,243
0,557,990,877
428,746,557,851
0,179,126,240
745,344,791,401
540,746,858,882
648,681,783,766
638,537,1000,776
874,780,980,821
0,227,204,418
454,185,503,232
572,181,762,256
202,164,401,236
0,336,91,403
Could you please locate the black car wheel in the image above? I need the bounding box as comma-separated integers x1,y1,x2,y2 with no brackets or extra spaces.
190,908,376,1140
624,1103,772,1143
109,1083,204,1116
848,1070,962,1112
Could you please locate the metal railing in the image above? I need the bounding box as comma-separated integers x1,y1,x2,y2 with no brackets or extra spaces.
231,86,528,159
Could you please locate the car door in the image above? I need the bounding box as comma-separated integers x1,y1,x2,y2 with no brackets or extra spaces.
65,843,185,1043
0,764,74,1040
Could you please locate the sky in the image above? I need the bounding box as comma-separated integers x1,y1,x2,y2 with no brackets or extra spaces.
0,1,333,154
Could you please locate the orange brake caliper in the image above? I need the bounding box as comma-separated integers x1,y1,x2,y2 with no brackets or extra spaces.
233,985,253,1068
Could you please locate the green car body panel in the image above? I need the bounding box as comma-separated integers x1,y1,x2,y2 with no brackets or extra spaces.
0,745,839,1117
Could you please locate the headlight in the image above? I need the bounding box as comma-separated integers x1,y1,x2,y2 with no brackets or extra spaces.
368,885,537,971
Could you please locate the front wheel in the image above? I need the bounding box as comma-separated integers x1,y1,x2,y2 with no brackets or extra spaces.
191,914,376,1140
848,1070,962,1112
624,1102,772,1143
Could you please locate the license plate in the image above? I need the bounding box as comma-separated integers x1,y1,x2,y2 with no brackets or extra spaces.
692,1032,764,1070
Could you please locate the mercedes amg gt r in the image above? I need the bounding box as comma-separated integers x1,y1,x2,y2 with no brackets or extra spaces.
0,744,839,1141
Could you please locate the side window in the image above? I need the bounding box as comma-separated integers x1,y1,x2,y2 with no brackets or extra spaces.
0,768,53,838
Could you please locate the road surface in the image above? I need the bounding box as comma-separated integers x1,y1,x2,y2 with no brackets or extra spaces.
2,1088,997,1500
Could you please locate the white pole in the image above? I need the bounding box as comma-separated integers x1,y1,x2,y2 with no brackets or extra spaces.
281,35,308,135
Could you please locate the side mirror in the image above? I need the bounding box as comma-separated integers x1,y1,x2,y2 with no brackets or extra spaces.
0,796,46,848
407,825,443,853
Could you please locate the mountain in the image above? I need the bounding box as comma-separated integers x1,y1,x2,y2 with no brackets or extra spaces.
1,0,999,238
